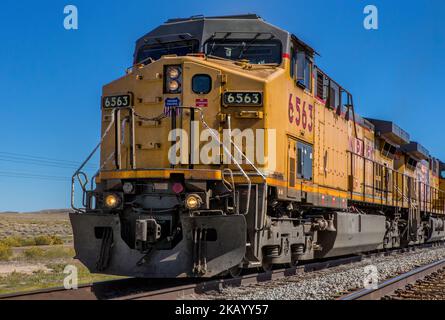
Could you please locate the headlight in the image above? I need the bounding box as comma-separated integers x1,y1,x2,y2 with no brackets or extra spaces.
167,67,180,79
185,194,202,210
168,80,180,92
104,194,121,209
164,65,182,94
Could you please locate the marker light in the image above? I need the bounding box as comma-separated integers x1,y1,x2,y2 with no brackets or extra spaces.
172,183,184,194
185,194,202,210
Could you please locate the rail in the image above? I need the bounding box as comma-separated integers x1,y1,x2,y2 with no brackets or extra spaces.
0,253,384,300
3,242,443,301
339,257,445,300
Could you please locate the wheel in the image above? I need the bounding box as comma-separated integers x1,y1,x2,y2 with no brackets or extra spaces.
229,265,242,278
284,263,292,269
290,258,299,267
262,261,273,273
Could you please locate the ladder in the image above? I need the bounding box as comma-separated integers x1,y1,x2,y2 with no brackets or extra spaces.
395,185,419,241
192,107,266,215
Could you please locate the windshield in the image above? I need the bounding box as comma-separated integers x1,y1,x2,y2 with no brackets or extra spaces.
205,39,282,64
135,40,199,64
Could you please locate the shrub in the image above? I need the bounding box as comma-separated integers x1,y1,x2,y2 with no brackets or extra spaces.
34,235,64,246
43,247,75,260
34,235,53,246
21,238,37,246
0,237,22,247
0,243,12,261
0,236,35,247
49,235,64,245
0,235,64,249
23,247,45,259
21,246,74,261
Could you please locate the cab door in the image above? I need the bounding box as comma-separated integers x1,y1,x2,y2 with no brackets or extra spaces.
287,137,298,199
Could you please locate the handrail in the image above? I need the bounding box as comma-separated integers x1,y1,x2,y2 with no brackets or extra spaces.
71,105,266,216
194,107,252,215
394,185,417,209
172,106,266,215
71,108,117,213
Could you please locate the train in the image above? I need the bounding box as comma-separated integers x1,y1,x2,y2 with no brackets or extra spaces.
70,14,445,278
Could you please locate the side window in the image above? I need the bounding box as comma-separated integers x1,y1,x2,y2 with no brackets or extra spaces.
296,50,312,91
315,70,325,100
297,142,313,180
290,47,296,78
381,141,397,159
406,157,418,171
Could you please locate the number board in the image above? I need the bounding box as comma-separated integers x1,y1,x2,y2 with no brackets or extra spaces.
223,92,263,107
102,94,133,108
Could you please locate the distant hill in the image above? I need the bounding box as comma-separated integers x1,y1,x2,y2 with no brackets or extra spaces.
0,209,72,215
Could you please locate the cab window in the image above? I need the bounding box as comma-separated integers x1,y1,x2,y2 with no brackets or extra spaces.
290,47,296,78
136,40,199,64
296,50,312,91
204,39,282,64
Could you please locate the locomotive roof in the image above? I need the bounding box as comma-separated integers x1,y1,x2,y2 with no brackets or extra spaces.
134,14,316,58
366,118,410,146
401,141,430,161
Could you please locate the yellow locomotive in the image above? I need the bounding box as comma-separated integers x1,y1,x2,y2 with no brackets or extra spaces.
70,14,445,278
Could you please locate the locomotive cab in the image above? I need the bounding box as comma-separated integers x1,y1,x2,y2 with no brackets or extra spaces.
70,15,293,278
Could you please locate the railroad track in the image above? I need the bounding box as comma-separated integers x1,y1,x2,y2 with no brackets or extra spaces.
339,258,445,300
0,255,367,300
389,268,445,300
1,243,443,301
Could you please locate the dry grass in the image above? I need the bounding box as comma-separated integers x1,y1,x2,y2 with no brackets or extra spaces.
0,261,123,295
0,212,72,242
0,243,12,261
0,235,64,248
0,211,121,295
21,246,75,261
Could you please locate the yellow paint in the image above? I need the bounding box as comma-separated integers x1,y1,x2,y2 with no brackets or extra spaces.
97,169,222,183
96,50,444,214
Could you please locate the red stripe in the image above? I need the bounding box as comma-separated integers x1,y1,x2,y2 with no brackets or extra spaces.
282,53,290,59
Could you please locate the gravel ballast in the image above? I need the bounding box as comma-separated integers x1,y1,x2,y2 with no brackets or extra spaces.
205,247,445,300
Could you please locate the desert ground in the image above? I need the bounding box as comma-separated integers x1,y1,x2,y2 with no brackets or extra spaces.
0,210,120,295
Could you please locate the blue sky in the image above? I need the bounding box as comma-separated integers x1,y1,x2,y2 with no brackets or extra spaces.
0,0,443,211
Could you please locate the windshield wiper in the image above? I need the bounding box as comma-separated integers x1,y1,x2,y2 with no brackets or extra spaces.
238,33,262,60
207,32,233,56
